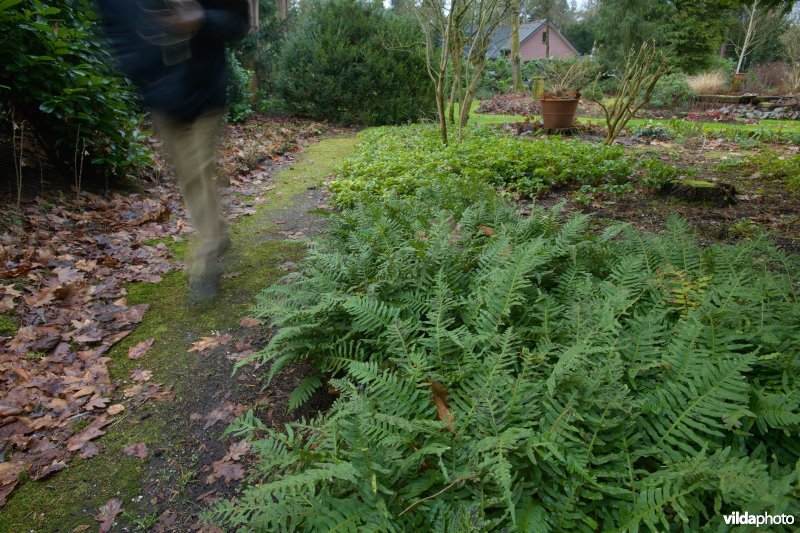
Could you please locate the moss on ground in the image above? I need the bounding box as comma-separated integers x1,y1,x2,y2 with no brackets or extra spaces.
0,135,358,532
0,314,18,336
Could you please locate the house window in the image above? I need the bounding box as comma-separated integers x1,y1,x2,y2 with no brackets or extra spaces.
542,30,548,43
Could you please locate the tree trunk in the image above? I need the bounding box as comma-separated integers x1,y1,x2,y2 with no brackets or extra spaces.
448,61,461,124
545,20,550,58
511,10,522,92
437,80,448,144
458,57,485,139
737,0,759,74
278,0,288,22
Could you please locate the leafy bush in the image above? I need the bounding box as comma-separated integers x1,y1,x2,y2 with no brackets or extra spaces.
1,0,151,178
226,50,254,123
647,72,695,110
329,125,635,205
476,58,541,98
274,0,434,125
207,179,800,531
630,120,675,140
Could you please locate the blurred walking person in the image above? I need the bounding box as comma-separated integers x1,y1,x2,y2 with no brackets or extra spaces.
97,0,249,302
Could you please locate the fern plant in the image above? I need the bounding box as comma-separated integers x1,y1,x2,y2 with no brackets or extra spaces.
208,167,800,531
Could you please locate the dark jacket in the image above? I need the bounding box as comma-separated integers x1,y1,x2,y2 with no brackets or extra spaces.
97,0,249,122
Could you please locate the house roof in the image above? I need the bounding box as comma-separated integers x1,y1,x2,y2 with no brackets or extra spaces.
486,20,579,58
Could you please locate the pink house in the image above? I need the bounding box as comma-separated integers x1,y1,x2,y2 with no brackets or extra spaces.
487,20,579,61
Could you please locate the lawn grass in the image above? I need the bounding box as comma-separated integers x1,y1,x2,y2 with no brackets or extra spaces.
465,99,800,134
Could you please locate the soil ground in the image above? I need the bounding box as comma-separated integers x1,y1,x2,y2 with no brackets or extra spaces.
0,132,358,532
535,136,800,253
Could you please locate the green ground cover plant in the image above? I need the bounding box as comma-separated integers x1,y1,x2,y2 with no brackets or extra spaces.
208,163,800,530
330,125,634,206
720,151,800,190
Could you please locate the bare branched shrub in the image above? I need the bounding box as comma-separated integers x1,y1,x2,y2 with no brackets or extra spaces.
590,41,670,146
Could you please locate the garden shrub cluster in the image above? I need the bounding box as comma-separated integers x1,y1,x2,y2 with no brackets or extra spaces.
329,125,634,206
274,0,434,125
646,72,696,110
476,58,541,98
208,166,800,530
225,50,255,124
1,0,151,178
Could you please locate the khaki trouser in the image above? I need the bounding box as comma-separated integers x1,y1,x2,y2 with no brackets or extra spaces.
153,111,227,278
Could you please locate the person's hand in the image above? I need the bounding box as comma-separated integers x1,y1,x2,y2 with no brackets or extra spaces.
156,0,205,34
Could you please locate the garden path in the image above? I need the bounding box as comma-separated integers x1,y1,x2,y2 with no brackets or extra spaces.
0,132,358,532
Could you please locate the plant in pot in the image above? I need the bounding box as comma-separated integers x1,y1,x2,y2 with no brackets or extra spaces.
538,58,596,129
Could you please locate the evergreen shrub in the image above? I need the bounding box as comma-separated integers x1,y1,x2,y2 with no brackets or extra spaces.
647,72,695,110
274,0,434,125
1,0,151,178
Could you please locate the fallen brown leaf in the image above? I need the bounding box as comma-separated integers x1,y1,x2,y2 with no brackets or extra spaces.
206,460,245,485
131,368,153,382
123,442,149,459
223,440,252,461
239,317,260,328
106,404,125,416
430,380,455,431
0,462,26,506
203,402,244,430
189,333,233,353
128,338,154,360
94,498,122,533
67,415,110,452
123,384,144,398
79,441,101,459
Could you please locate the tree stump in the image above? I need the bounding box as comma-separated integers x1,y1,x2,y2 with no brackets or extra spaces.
660,179,737,207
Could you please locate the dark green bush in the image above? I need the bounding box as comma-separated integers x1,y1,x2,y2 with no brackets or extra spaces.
647,71,695,110
274,0,434,125
237,0,286,94
1,0,151,178
226,50,254,123
476,58,541,99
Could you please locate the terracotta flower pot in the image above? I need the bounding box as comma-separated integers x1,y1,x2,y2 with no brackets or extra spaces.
539,94,580,129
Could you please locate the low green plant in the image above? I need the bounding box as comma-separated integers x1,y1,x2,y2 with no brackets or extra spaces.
330,125,635,206
668,118,706,143
728,217,761,239
721,150,800,189
630,120,675,141
207,180,800,531
637,158,691,189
